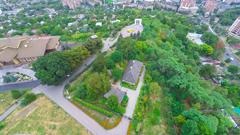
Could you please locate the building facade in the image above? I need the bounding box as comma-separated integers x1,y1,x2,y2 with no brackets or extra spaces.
229,17,240,38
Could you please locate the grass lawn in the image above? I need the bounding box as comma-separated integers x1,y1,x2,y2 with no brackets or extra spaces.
0,96,91,135
0,91,16,115
121,81,137,90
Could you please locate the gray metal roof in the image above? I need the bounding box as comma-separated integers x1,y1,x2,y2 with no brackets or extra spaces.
122,60,143,85
104,87,126,103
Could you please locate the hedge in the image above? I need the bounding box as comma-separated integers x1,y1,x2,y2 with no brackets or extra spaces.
74,98,113,117
21,93,37,106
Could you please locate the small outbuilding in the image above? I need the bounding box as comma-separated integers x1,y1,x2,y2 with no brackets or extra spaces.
104,87,126,103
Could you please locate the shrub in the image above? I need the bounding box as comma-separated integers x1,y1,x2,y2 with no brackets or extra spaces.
111,50,123,63
106,95,119,111
106,58,115,69
74,84,88,99
75,98,113,117
3,75,17,83
228,65,239,74
0,122,6,130
112,68,123,81
11,90,23,99
121,95,129,107
21,93,37,106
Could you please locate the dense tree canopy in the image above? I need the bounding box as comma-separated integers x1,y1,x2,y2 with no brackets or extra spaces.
33,46,90,85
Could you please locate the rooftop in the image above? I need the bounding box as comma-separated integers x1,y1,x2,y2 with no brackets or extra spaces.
122,60,143,85
0,36,60,63
104,87,126,103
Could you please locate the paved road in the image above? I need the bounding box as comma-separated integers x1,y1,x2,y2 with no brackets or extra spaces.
0,80,40,92
224,45,240,67
0,102,19,121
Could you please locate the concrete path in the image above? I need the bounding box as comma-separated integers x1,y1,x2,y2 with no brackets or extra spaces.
101,33,120,53
0,102,19,121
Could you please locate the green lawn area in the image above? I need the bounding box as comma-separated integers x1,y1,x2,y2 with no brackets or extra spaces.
0,96,91,135
121,81,138,90
0,91,16,115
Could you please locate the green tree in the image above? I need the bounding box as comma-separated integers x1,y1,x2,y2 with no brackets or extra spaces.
21,93,37,106
201,44,214,56
228,65,239,74
11,90,24,99
111,50,123,63
84,73,110,99
201,32,218,46
106,95,119,112
112,68,123,81
84,38,102,54
199,64,216,79
92,55,106,72
106,58,115,69
33,46,89,85
182,120,200,135
33,52,72,85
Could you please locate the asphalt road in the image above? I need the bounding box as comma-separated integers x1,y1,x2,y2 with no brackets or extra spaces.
0,80,40,92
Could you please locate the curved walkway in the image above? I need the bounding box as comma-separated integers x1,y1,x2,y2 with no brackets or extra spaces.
0,102,19,121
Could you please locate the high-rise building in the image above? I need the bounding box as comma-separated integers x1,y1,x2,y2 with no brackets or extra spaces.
204,0,217,16
223,0,240,4
61,0,102,9
178,0,198,14
229,17,240,38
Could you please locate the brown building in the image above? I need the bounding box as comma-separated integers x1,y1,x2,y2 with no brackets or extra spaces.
229,17,240,38
0,36,60,66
